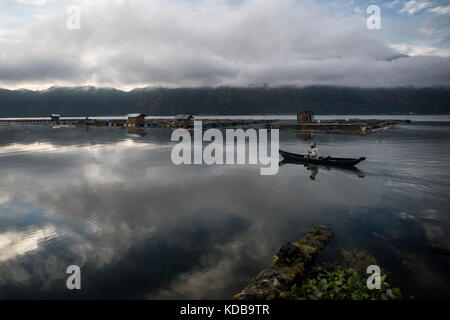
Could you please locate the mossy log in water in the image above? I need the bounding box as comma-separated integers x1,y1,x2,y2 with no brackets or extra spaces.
234,226,334,300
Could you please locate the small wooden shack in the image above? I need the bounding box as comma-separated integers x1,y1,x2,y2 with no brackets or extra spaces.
50,114,60,122
175,114,194,122
297,111,314,123
126,113,146,127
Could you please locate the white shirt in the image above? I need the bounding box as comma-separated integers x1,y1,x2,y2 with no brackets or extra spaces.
309,147,319,159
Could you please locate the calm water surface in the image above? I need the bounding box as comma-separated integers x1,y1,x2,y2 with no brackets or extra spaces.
0,118,449,299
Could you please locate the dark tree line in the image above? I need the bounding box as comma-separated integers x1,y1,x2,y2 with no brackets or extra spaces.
0,86,449,117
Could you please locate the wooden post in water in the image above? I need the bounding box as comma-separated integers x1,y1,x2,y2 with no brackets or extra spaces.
428,245,450,257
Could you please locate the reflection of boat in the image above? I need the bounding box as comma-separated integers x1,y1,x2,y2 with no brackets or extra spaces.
279,159,365,178
279,150,366,167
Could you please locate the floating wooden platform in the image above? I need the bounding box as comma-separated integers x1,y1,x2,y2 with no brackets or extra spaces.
0,117,410,134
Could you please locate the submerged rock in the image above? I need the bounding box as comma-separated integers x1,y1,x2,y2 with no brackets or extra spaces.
234,226,334,300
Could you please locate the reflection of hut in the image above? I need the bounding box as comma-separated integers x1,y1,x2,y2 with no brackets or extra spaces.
50,114,60,121
127,127,147,137
297,111,314,123
126,113,146,127
175,114,194,123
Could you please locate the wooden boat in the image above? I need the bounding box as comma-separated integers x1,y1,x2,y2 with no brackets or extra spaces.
279,150,365,167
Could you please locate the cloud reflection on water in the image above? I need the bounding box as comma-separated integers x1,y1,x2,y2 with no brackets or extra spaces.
0,125,449,299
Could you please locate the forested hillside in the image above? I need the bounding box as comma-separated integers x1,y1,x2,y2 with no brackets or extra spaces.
1,86,449,117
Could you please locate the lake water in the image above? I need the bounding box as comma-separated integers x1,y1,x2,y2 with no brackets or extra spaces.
0,117,449,299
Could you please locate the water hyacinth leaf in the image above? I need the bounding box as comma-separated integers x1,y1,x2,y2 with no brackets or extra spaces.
281,264,401,300
392,288,402,300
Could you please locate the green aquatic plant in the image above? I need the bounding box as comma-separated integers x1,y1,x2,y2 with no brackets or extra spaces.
280,265,402,300
341,249,378,276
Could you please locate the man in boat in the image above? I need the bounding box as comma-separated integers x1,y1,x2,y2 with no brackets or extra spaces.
307,142,319,159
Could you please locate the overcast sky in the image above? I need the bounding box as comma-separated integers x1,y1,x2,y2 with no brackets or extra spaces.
0,0,449,89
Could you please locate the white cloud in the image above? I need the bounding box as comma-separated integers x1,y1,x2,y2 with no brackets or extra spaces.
0,0,448,89
428,5,450,15
16,0,47,5
0,191,10,205
0,226,57,263
390,44,450,57
399,0,432,15
384,0,401,9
